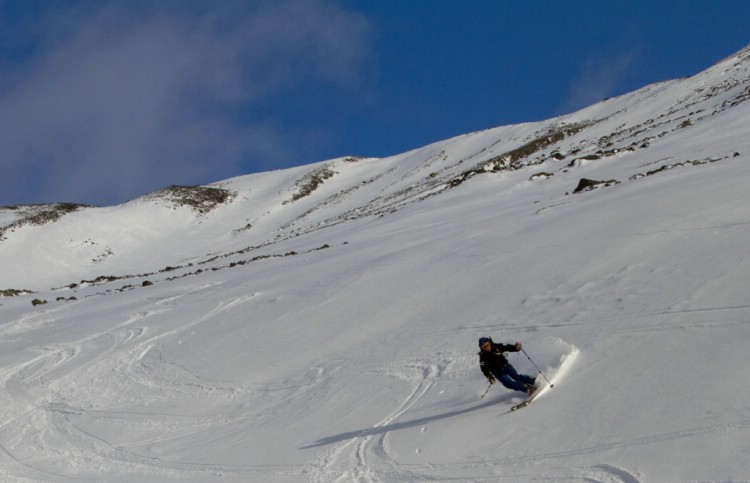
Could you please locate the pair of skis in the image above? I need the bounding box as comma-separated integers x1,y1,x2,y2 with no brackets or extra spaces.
480,381,551,411
511,347,555,411
510,387,542,411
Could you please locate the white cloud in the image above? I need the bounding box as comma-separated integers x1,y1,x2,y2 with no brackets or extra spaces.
0,0,373,206
558,50,637,115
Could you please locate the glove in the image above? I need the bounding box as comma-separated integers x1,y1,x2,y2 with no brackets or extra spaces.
515,342,522,350
487,376,496,385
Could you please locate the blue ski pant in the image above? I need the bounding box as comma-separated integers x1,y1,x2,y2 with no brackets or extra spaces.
493,364,535,393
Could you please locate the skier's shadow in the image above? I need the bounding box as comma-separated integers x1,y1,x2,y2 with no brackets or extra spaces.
301,393,515,449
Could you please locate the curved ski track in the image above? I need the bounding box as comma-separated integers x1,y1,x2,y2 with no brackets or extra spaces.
300,344,623,483
0,294,636,483
303,357,448,483
0,288,282,481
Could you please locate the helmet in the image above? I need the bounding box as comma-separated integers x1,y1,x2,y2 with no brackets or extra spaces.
478,337,491,347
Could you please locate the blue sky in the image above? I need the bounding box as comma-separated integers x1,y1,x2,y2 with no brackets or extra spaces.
1,0,749,207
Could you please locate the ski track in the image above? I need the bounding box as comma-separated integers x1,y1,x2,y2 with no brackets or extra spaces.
305,357,447,483
0,296,607,483
306,345,590,482
544,464,642,483
0,289,275,481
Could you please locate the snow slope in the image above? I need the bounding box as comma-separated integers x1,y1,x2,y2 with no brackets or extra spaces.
0,46,749,482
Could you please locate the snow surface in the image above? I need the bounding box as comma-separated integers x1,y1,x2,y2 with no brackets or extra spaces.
1,46,750,482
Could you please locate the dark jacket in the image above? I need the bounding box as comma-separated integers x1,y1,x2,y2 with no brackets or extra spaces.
479,341,520,379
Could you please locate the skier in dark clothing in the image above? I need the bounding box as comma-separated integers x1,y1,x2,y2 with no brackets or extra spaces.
478,337,537,395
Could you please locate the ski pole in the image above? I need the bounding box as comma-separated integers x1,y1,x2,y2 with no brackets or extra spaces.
480,382,492,399
521,348,554,388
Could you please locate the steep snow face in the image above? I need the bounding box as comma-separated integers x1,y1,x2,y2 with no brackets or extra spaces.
2,45,749,291
0,47,749,482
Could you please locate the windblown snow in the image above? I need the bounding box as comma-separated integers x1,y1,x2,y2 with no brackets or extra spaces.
1,46,750,482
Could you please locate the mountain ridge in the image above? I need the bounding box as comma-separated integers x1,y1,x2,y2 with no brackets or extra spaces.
2,44,749,292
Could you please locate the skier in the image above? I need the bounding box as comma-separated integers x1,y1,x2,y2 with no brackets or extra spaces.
478,337,537,396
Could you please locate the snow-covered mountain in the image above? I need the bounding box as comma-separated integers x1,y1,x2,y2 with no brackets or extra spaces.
0,45,749,482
